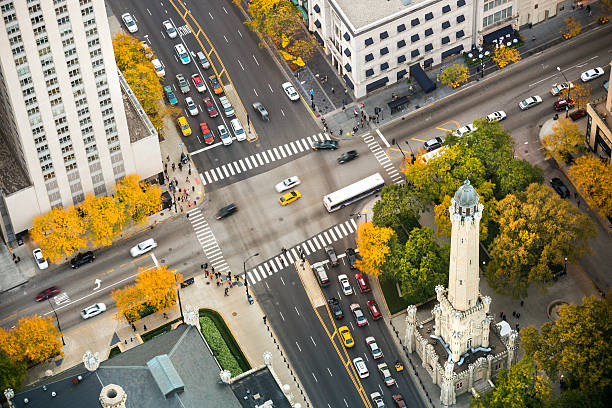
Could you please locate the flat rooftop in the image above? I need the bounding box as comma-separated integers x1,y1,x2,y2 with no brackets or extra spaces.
333,0,431,31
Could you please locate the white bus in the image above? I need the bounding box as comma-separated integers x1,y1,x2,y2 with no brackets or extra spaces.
323,173,385,212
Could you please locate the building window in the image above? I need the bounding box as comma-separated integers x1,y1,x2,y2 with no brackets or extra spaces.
365,37,373,46
397,23,406,32
397,39,406,48
456,381,463,389
411,18,419,26
425,28,434,36
398,55,406,63
442,5,451,13
442,36,450,44
365,68,374,77
457,15,465,23
425,43,433,52
442,21,451,29
411,49,420,58
456,30,465,39
425,12,434,20
411,34,420,42
380,62,389,70
365,53,374,62
457,0,466,6
380,31,389,39
380,47,389,55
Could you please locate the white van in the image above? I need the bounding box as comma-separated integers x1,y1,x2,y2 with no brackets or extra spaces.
151,59,165,77
420,146,447,164
312,262,329,287
218,95,235,117
230,118,246,141
174,43,191,64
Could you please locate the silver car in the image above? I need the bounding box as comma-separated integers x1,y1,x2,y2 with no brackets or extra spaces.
176,73,190,94
130,238,157,257
162,20,177,38
275,176,301,193
81,303,106,319
218,124,232,146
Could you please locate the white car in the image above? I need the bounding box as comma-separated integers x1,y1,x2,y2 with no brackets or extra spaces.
378,362,396,386
453,123,477,137
275,176,301,193
33,248,48,270
353,357,369,378
218,124,233,145
121,13,138,33
550,82,573,96
519,96,542,110
486,111,506,122
130,238,157,257
282,82,300,101
151,59,165,78
350,303,368,326
162,20,177,38
371,392,385,408
338,274,353,296
580,67,605,82
185,97,198,116
366,336,383,359
81,303,106,319
229,118,246,141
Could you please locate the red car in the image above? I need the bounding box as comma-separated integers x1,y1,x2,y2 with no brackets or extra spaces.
203,96,219,118
200,122,214,144
367,300,382,320
553,98,574,111
35,286,60,302
355,273,370,293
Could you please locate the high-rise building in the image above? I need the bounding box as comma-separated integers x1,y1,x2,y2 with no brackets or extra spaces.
0,0,161,243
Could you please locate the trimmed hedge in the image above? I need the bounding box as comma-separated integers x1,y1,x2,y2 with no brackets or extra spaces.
141,318,181,342
109,345,122,358
199,309,250,375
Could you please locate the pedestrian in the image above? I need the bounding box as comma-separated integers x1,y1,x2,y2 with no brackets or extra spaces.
331,87,335,93
532,35,536,41
164,163,168,171
178,162,183,171
12,253,15,260
186,177,189,183
515,323,519,330
512,311,516,317
212,266,215,273
517,313,520,319
224,287,229,296
339,128,343,136
228,271,232,279
163,312,168,319
353,108,358,117
344,89,348,95
192,186,195,192
205,269,209,277
143,325,147,331
520,300,524,307
132,323,136,331
263,315,267,324
217,281,220,286
502,315,506,321
172,163,176,171
204,262,208,269
166,155,170,162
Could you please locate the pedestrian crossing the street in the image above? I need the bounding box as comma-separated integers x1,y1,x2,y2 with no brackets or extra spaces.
362,134,404,185
243,218,359,285
186,207,231,273
201,133,331,186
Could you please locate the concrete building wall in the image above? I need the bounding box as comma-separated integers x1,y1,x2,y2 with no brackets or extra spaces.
131,135,163,181
517,0,566,27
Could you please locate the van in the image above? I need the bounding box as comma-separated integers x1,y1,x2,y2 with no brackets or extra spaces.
151,59,165,77
174,43,191,64
218,95,235,117
420,146,447,164
230,118,246,141
313,262,329,287
196,51,210,69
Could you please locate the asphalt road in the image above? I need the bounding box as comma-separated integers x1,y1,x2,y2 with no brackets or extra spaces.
105,0,320,190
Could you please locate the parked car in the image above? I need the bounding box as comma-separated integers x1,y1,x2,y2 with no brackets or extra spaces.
328,297,344,319
177,116,191,136
553,98,574,111
337,150,359,164
33,248,48,270
208,75,223,94
163,85,178,105
338,274,353,296
550,82,573,96
252,102,269,120
370,392,385,408
230,118,246,141
325,246,339,266
424,137,443,152
338,326,354,348
218,124,232,145
282,82,300,101
70,251,95,269
353,357,369,378
367,300,382,320
203,96,219,118
345,248,357,269
279,190,301,206
550,177,570,198
355,273,370,293
35,286,60,302
121,13,138,33
486,110,507,122
392,393,407,408
130,238,157,257
580,67,605,82
151,58,165,77
81,303,106,319
350,303,368,326
174,43,191,64
196,51,210,69
378,362,396,386
453,123,477,138
312,140,338,150
162,20,177,38
216,203,237,220
200,122,214,144
569,109,587,121
176,73,190,94
185,96,198,116
191,73,206,93
365,336,383,359
275,176,301,193
519,96,543,110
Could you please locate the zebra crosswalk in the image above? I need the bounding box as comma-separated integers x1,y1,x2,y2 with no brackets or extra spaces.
244,218,359,285
201,133,331,186
362,134,404,184
187,207,231,273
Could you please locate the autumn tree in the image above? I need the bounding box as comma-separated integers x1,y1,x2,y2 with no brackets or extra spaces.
31,206,87,264
12,315,63,364
568,155,612,217
0,351,27,392
80,194,128,246
492,45,521,69
470,356,551,408
542,118,584,162
372,184,421,244
559,82,590,109
115,175,162,224
562,17,581,39
486,183,595,298
355,222,396,278
112,33,151,72
113,284,144,322
439,64,469,88
0,328,18,362
521,296,611,404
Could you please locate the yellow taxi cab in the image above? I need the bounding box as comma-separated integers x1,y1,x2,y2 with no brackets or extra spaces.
279,190,301,206
338,326,354,348
177,116,191,136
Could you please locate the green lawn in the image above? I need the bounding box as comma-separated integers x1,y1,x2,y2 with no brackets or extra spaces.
380,278,411,315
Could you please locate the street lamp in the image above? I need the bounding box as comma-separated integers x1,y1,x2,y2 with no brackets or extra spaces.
564,257,568,275
478,51,490,78
556,66,571,118
173,271,184,322
47,298,65,346
244,252,260,302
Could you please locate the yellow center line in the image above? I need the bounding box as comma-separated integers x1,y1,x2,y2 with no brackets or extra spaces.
435,126,452,131
411,137,427,142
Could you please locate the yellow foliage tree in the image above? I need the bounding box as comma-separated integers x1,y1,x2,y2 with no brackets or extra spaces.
559,82,591,109
492,45,521,69
31,206,87,264
568,156,612,218
439,64,469,88
115,175,162,224
12,315,63,364
112,284,144,323
112,33,150,72
0,328,19,362
80,194,128,246
542,118,584,162
354,222,396,278
562,17,581,39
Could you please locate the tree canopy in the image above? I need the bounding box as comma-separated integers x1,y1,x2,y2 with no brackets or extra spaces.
542,118,584,162
439,64,469,88
30,206,87,263
115,175,162,224
0,316,63,365
568,155,612,218
0,351,27,392
81,194,128,246
372,184,421,244
354,222,396,278
492,45,521,68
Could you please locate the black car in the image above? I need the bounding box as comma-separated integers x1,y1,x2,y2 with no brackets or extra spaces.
328,298,344,319
216,203,238,220
312,140,338,150
550,178,570,198
337,150,359,163
345,248,357,269
325,245,339,266
70,251,95,269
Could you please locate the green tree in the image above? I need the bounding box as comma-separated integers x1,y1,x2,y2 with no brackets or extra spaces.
372,184,421,244
496,157,543,199
0,351,27,392
470,356,551,408
486,183,595,298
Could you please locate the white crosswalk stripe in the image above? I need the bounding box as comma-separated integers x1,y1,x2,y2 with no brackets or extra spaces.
186,208,231,274
362,134,405,185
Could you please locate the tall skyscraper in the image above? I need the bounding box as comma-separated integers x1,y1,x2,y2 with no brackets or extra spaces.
0,0,160,242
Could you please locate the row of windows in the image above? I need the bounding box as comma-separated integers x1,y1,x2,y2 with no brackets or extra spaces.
484,0,510,12
483,6,512,27
4,12,16,24
1,2,14,13
6,23,19,36
55,4,67,16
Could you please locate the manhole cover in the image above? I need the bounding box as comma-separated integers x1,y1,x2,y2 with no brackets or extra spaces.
232,312,237,317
